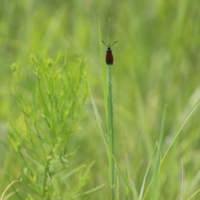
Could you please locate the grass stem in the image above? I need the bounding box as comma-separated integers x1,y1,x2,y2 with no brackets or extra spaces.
107,65,115,200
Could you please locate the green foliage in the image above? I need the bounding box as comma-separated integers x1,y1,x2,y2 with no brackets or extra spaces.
1,0,200,199
8,53,91,199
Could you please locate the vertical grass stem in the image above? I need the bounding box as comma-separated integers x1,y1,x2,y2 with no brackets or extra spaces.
107,65,115,200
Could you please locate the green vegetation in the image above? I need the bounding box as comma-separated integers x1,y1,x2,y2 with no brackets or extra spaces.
0,0,200,199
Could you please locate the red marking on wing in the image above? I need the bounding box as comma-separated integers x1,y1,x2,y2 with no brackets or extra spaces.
106,52,113,60
106,52,114,64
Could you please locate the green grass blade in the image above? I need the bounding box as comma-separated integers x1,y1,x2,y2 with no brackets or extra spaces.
0,179,22,200
85,74,108,145
139,145,156,200
61,165,84,180
107,65,115,199
72,184,105,198
180,160,184,200
161,102,200,163
187,188,200,200
151,106,166,200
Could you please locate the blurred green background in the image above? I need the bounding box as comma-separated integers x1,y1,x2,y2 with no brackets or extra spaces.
1,0,200,199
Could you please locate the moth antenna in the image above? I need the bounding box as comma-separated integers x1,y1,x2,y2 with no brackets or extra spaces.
102,41,108,47
110,41,117,47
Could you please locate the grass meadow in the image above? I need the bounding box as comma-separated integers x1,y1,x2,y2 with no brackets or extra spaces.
1,0,200,199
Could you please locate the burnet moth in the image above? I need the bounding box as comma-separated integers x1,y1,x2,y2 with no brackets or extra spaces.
102,41,117,65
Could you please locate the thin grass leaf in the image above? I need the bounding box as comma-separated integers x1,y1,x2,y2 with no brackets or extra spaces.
151,106,166,200
0,179,22,200
116,176,119,200
61,165,84,180
115,156,133,197
180,159,184,200
161,102,200,163
71,184,105,199
85,74,108,143
121,132,137,199
124,163,138,200
139,145,157,200
187,188,200,200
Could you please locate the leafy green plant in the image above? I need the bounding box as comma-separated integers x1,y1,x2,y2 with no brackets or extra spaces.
8,53,94,199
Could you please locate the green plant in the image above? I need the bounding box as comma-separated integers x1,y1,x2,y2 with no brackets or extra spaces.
8,53,94,199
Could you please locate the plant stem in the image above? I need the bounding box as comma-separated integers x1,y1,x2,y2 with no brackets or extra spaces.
107,65,115,200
